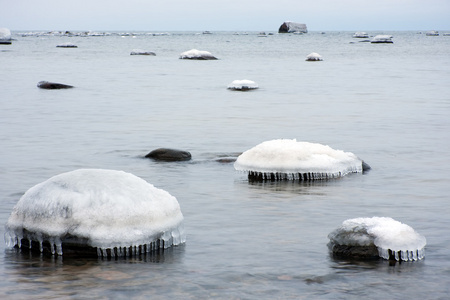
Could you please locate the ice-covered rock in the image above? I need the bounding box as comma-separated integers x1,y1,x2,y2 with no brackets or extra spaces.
130,49,156,56
371,35,393,43
278,22,308,33
227,80,259,91
0,28,12,44
426,30,439,36
56,42,78,48
305,52,323,61
4,169,186,257
234,139,366,181
179,49,218,60
353,32,369,38
328,217,426,261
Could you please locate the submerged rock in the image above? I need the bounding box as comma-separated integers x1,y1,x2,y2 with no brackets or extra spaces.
179,49,218,60
328,217,426,261
145,148,192,161
37,81,74,89
4,169,186,257
227,79,259,91
234,139,366,181
278,21,308,33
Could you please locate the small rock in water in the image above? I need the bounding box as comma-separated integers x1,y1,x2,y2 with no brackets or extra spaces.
130,49,156,56
328,217,426,261
305,52,323,61
227,79,258,91
145,148,192,161
56,42,78,48
37,81,74,89
179,49,218,60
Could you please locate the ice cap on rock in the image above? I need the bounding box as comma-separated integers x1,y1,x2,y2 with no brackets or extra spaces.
5,169,185,257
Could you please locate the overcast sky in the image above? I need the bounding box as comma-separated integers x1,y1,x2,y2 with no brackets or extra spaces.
2,0,449,32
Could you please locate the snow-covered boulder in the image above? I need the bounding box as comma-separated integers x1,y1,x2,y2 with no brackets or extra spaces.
278,22,308,33
227,79,259,91
328,217,426,261
56,42,78,48
179,49,218,60
5,169,186,257
0,28,12,44
371,35,393,43
305,52,323,61
130,49,156,56
353,32,369,38
234,139,368,181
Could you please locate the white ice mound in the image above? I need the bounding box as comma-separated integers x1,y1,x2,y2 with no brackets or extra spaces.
305,52,323,61
227,79,258,91
0,28,12,40
179,49,217,60
130,49,156,55
234,139,363,181
353,32,369,38
328,217,426,261
5,169,185,257
371,35,393,43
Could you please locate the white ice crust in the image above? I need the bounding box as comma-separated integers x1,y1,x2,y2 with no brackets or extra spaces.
306,52,323,61
5,169,185,255
234,139,362,178
227,79,258,90
371,35,393,43
130,49,156,55
179,49,216,59
328,217,426,261
0,28,11,40
56,42,77,47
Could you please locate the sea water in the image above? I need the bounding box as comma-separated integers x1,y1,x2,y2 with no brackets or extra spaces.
0,31,449,299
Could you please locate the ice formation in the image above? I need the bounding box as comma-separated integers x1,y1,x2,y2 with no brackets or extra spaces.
4,169,185,257
234,139,364,181
328,217,426,261
0,28,11,41
371,35,393,43
227,80,259,91
56,42,78,48
130,49,156,56
179,49,217,60
305,52,323,61
353,32,369,38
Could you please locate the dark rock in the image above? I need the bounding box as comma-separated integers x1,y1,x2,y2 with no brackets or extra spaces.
362,161,371,172
328,243,380,259
145,148,192,162
37,81,74,89
278,22,308,33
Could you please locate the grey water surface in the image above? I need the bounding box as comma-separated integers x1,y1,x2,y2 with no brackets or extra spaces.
0,31,449,299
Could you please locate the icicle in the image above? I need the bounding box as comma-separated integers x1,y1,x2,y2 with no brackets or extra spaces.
97,248,102,257
49,237,56,255
111,248,115,258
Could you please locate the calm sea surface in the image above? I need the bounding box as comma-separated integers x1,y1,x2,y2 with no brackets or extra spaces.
1,31,449,299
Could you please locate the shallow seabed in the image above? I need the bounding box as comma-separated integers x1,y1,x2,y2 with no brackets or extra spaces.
1,30,449,299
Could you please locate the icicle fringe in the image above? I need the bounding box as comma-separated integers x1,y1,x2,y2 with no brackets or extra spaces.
5,223,185,258
247,169,360,181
